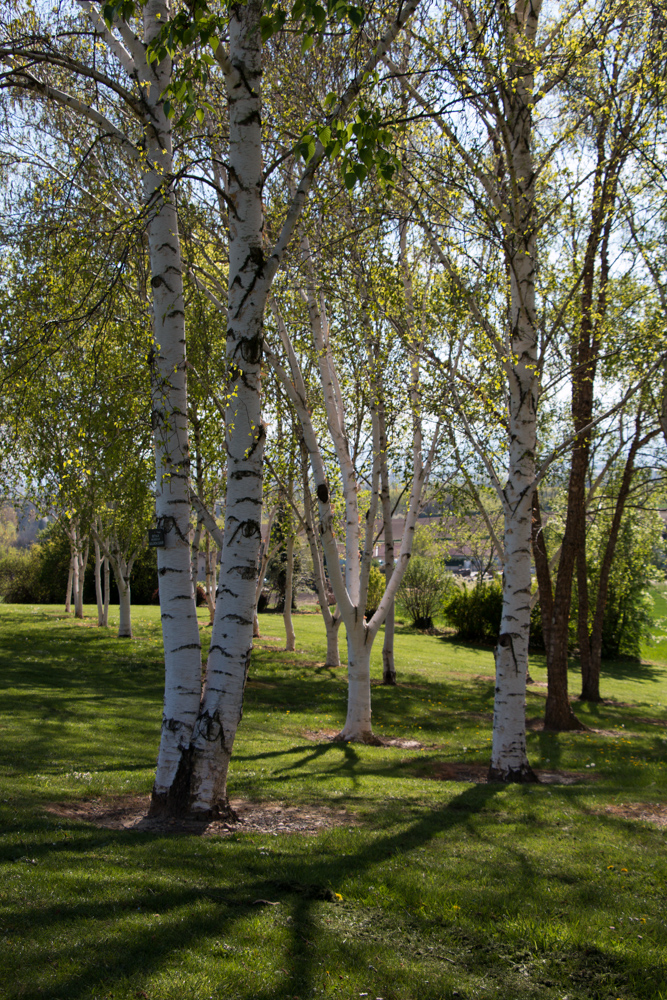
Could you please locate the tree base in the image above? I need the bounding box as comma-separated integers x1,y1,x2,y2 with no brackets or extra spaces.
333,729,382,746
543,708,586,731
487,764,539,783
149,788,238,823
578,690,601,704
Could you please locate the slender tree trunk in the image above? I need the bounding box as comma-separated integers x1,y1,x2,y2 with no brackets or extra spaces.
545,126,619,730
531,489,553,655
191,516,203,595
94,538,104,626
204,533,216,624
117,576,133,639
145,0,203,814
65,555,73,614
182,0,266,818
299,437,340,666
71,532,81,619
576,545,595,699
337,623,374,741
253,511,275,638
585,425,658,697
489,33,540,778
326,616,342,668
77,540,88,618
283,534,296,651
103,556,110,627
377,375,396,684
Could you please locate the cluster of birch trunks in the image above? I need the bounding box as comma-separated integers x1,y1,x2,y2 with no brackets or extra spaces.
1,0,665,816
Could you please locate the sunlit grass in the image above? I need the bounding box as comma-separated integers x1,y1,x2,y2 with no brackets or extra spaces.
0,602,665,1000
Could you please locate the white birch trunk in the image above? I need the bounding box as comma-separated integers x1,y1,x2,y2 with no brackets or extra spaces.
253,510,276,637
185,0,266,817
71,551,80,617
77,539,88,617
377,352,396,684
204,532,216,624
65,555,73,614
117,575,133,638
191,516,203,594
94,537,104,626
299,443,341,667
140,1,203,813
96,533,136,640
103,556,110,627
326,618,342,669
283,535,296,651
267,284,440,741
339,624,373,741
489,6,540,782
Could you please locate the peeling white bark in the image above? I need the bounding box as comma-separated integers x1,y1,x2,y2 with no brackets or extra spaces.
186,0,266,817
133,1,203,805
488,2,540,782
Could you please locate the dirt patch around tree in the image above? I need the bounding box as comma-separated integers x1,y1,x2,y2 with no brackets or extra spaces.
525,717,627,737
430,761,589,785
44,795,356,836
599,803,667,828
302,729,425,749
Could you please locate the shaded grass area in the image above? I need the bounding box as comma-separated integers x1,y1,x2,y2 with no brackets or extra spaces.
0,604,666,1000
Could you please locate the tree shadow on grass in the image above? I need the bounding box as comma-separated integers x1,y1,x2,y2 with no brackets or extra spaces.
3,783,500,1000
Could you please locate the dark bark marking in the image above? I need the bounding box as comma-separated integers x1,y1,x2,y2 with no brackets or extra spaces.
231,565,257,580
487,765,539,784
222,614,252,625
317,483,329,504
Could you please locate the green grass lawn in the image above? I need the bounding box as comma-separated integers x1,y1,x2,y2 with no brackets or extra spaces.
0,602,666,1000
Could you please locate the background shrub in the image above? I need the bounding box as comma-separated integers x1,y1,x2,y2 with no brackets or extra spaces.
443,579,502,642
365,563,386,618
398,556,453,629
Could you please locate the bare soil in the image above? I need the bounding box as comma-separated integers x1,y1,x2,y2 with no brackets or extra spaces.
44,795,356,836
526,716,627,737
599,803,667,828
430,761,589,785
302,728,425,749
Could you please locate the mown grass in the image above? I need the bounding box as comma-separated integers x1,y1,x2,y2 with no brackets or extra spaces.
0,602,666,1000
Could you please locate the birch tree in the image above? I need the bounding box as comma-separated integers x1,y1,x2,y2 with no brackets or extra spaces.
265,224,441,741
383,0,667,776
143,0,422,814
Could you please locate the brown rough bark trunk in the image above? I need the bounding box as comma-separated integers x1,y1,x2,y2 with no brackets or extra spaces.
576,544,597,701
531,489,553,656
586,425,659,695
544,128,618,731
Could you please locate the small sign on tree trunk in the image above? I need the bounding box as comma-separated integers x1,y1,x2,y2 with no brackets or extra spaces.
148,528,166,547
